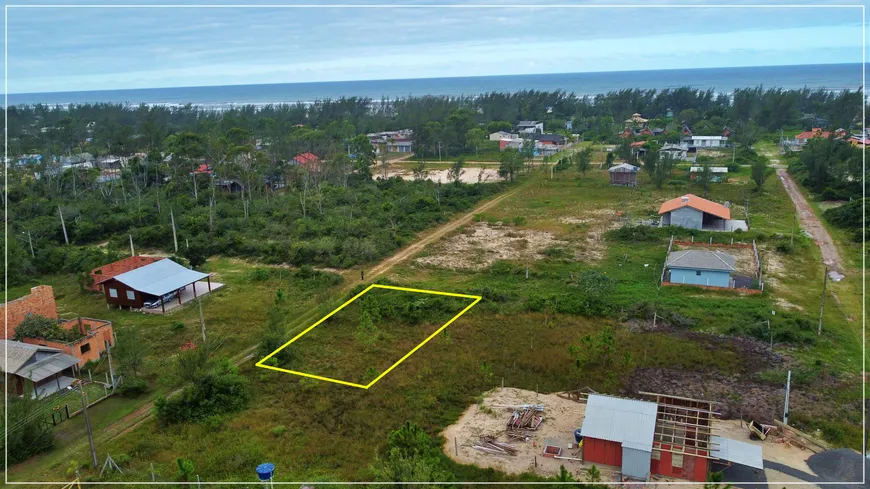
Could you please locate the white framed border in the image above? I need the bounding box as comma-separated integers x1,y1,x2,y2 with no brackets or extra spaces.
3,3,866,485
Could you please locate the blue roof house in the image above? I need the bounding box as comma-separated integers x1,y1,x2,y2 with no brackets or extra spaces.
665,250,736,288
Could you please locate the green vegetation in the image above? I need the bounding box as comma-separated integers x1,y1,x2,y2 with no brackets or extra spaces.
6,84,867,483
13,314,83,342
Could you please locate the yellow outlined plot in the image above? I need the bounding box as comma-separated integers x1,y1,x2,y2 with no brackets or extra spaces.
255,284,481,389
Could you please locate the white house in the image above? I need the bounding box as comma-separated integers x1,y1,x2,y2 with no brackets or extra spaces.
490,131,519,141
499,138,525,150
659,143,690,161
517,121,544,134
682,135,729,148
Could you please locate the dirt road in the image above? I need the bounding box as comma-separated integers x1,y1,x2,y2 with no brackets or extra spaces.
368,187,521,278
93,180,523,446
776,169,844,274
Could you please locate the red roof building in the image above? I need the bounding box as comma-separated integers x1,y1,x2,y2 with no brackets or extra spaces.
795,128,834,143
292,152,321,169
193,164,212,175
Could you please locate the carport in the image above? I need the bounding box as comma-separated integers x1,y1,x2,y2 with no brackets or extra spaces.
105,259,215,313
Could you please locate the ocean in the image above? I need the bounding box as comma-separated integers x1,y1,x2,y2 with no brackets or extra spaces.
8,63,865,109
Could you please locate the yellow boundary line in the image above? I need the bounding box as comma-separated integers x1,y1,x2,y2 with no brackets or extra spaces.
255,284,481,389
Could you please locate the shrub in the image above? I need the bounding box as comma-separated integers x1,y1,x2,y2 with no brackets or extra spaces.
117,377,149,398
512,216,527,226
14,314,83,342
154,359,250,425
247,268,272,282
169,321,185,333
775,242,794,254
271,425,287,437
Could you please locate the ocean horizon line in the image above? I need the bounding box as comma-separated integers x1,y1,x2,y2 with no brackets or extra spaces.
7,62,865,108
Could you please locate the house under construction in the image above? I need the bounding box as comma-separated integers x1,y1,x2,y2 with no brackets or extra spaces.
579,392,763,482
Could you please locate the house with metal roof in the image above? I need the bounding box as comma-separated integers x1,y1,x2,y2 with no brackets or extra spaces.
580,394,659,480
517,121,544,134
658,194,747,231
578,393,764,482
665,250,737,288
99,258,215,313
608,163,639,187
1,340,80,398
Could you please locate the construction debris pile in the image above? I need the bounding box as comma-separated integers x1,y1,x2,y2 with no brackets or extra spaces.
507,405,544,433
472,436,518,456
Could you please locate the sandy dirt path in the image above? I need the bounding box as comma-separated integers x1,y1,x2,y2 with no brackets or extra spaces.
91,180,525,447
775,169,844,274
368,186,522,278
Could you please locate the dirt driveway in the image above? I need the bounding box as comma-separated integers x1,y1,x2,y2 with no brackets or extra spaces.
775,169,844,274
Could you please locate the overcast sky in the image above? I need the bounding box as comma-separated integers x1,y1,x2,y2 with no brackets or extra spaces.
4,0,865,94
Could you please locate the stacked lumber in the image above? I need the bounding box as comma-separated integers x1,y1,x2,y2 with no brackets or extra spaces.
473,437,518,456
507,408,544,430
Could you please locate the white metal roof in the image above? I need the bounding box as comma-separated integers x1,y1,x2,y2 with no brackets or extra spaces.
608,163,639,172
111,259,208,296
580,394,658,452
689,167,729,173
711,436,764,470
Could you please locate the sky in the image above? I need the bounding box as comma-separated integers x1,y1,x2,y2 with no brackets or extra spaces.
3,0,866,94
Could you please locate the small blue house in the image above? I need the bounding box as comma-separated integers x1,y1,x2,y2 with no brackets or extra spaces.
666,249,736,288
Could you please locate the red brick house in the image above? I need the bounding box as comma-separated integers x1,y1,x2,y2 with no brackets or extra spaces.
1,286,57,338
1,285,114,367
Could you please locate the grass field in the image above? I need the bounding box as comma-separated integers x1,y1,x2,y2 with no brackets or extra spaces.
10,163,865,483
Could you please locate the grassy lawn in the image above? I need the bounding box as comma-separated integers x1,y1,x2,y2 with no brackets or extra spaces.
11,166,864,483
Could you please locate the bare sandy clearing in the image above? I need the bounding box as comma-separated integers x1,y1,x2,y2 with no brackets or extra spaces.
440,388,818,486
414,222,564,271
385,168,503,184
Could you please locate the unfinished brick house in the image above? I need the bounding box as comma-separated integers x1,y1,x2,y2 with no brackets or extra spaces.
1,285,114,366
1,285,57,338
88,255,163,292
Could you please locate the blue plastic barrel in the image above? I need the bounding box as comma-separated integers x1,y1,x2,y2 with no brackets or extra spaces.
256,463,275,481
573,428,583,443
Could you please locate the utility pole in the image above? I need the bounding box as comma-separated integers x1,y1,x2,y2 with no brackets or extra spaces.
791,211,797,246
818,266,828,335
783,370,791,425
106,340,116,388
767,319,772,349
129,234,135,257
79,383,98,468
58,205,69,245
170,207,179,252
438,141,442,162
199,299,207,343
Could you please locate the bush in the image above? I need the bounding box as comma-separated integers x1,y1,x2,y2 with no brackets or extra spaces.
14,314,83,342
271,425,287,437
775,242,794,254
169,321,185,333
117,377,149,398
154,359,250,425
512,216,527,226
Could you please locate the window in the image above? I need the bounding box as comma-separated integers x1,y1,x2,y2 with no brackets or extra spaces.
651,450,661,461
80,343,91,354
696,270,702,276
672,453,683,468
126,290,136,300
108,288,118,298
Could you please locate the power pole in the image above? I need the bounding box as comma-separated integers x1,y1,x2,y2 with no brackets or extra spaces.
58,205,69,245
199,299,206,343
818,266,828,335
767,319,772,349
106,340,116,388
129,234,135,256
170,207,179,252
79,383,99,468
783,370,791,425
790,211,796,246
